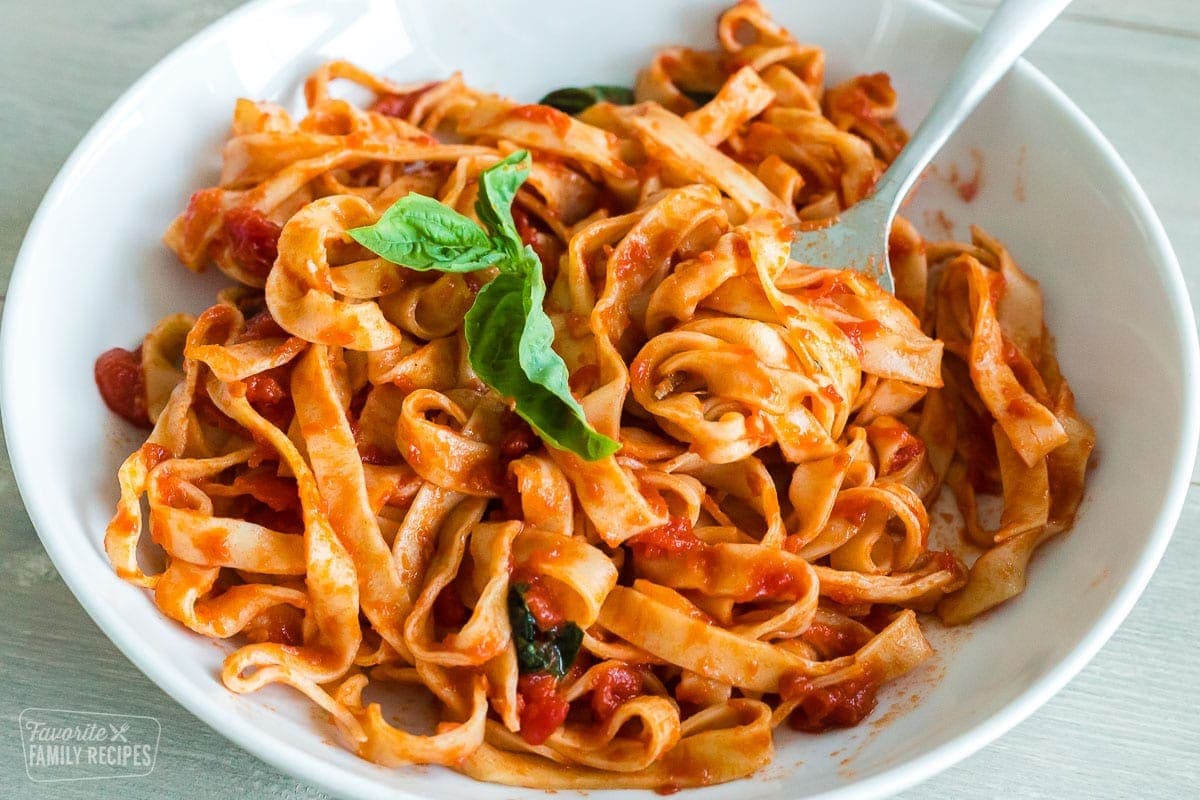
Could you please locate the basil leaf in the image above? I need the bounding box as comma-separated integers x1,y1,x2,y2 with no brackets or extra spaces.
465,260,620,461
347,193,504,272
508,584,584,678
475,150,530,261
539,85,635,115
343,151,619,462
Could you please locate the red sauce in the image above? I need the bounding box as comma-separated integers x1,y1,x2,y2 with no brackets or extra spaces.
954,149,984,203
141,443,171,469
517,573,566,629
243,369,294,430
182,187,222,242
835,320,881,357
243,605,304,646
517,673,569,746
241,500,303,535
499,412,538,460
568,363,601,398
929,549,965,581
626,517,703,558
489,473,525,522
739,565,804,602
432,579,470,629
512,206,540,249
590,664,643,723
612,236,650,280
222,207,281,281
1005,396,1036,419
802,621,870,658
820,384,843,403
859,604,898,633
832,496,872,527
509,104,572,138
888,438,925,472
370,82,438,118
358,443,399,466
807,275,853,300
235,309,287,342
95,346,151,428
781,667,882,732
229,468,299,513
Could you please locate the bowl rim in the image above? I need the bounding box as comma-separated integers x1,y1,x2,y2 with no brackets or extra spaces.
3,1,1197,798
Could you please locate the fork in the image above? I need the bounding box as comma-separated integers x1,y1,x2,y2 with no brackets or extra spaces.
790,0,1073,291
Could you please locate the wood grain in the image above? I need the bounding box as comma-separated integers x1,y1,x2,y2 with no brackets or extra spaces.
0,2,1196,798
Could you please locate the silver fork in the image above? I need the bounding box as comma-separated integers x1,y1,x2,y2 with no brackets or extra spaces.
790,0,1073,291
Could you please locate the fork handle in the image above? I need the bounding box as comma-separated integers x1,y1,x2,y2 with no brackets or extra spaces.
872,0,1073,215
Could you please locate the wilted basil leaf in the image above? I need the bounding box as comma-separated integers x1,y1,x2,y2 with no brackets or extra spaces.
540,85,635,115
508,584,583,678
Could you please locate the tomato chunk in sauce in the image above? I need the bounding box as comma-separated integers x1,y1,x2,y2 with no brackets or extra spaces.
95,346,151,428
517,574,566,629
590,664,643,723
626,516,703,558
517,673,569,746
780,668,882,732
223,207,281,281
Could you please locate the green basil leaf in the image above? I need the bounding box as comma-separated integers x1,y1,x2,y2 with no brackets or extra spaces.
539,85,635,115
475,150,531,261
347,193,504,272
549,622,583,677
465,259,620,461
508,584,583,678
345,151,618,463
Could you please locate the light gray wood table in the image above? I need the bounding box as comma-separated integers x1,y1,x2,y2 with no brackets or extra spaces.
1,1,1197,797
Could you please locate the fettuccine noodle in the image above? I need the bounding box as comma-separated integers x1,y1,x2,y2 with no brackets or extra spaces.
94,1,1094,790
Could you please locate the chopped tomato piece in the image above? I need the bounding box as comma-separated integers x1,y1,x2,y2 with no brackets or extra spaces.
223,207,281,281
781,668,881,732
590,664,643,723
95,346,151,428
517,673,569,745
432,579,470,629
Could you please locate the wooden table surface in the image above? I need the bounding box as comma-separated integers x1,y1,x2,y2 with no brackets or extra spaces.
1,1,1197,797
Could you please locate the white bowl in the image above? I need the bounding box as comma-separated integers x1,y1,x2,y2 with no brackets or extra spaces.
3,0,1197,798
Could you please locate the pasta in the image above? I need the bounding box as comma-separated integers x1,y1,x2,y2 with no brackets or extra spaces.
93,0,1094,790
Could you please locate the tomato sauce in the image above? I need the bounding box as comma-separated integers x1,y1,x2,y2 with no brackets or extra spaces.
626,517,703,558
229,468,299,513
95,345,151,428
590,664,643,723
243,604,304,646
509,104,572,138
781,667,882,732
738,565,804,602
888,438,925,472
370,82,438,118
832,495,872,527
517,673,569,745
140,442,172,469
222,207,281,281
235,309,287,342
835,320,881,357
432,578,470,629
516,573,567,629
499,412,538,460
243,368,294,430
358,443,399,466
801,621,871,658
